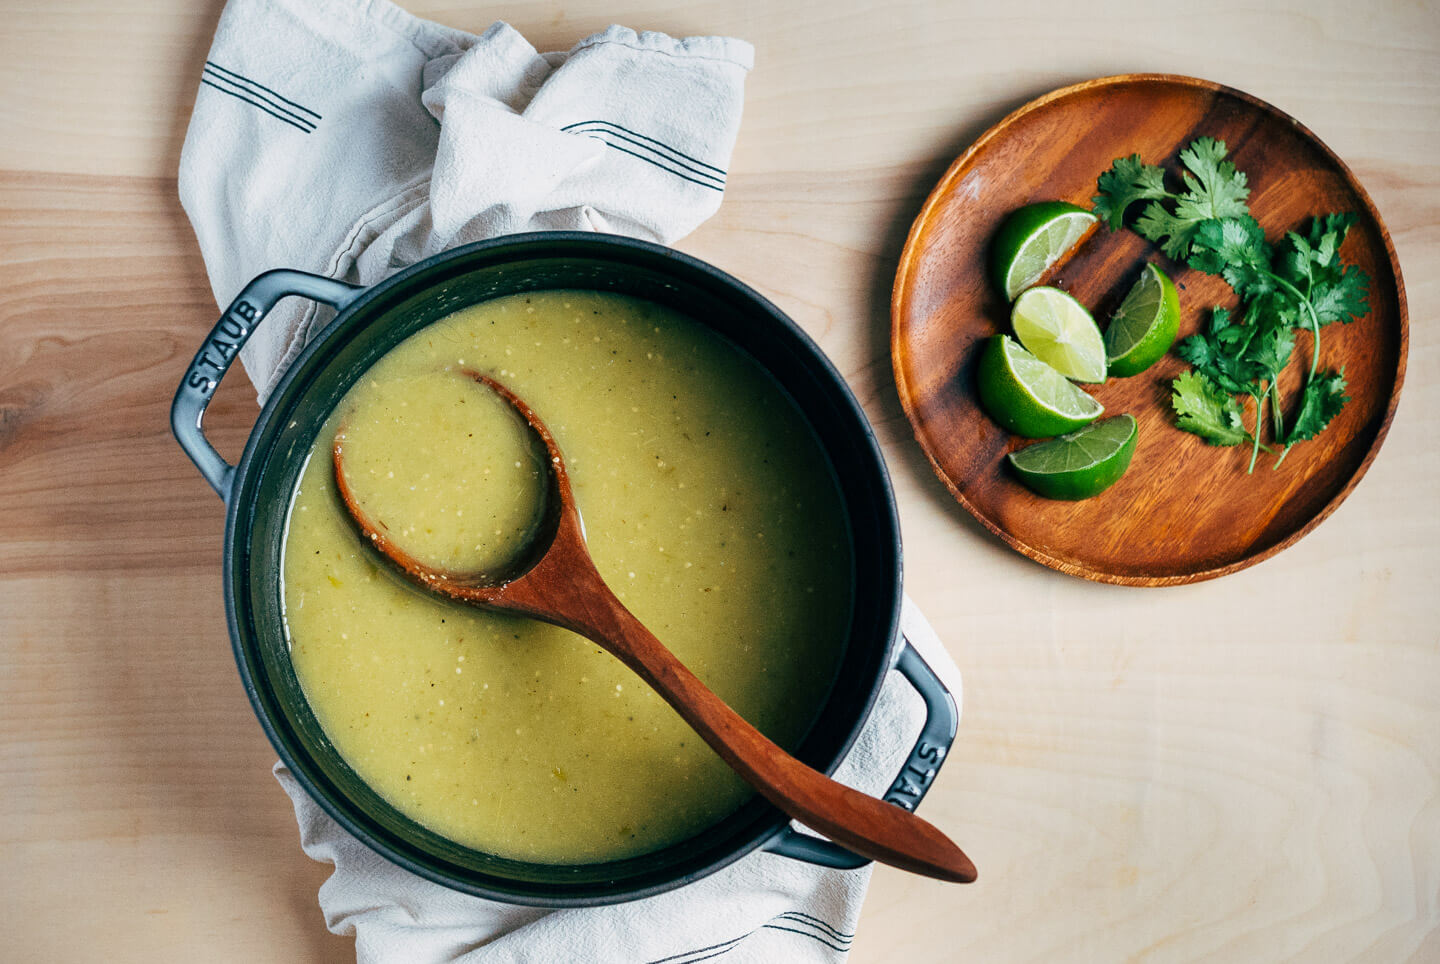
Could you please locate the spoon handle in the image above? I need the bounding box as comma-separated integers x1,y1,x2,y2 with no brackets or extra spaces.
500,554,977,884
334,371,974,884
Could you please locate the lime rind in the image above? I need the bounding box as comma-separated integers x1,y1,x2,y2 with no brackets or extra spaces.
1011,286,1108,383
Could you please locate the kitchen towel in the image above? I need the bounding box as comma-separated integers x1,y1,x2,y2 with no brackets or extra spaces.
273,592,958,964
181,0,752,405
179,1,966,961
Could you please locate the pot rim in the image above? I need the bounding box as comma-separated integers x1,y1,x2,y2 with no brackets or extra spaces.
219,232,904,905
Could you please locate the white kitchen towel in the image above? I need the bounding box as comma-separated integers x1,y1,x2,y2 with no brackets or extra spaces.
179,1,967,961
180,0,752,405
273,594,959,964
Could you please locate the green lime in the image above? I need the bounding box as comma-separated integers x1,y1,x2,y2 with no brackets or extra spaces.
1007,415,1138,500
977,334,1104,438
1010,286,1107,383
990,201,1098,301
1105,263,1181,377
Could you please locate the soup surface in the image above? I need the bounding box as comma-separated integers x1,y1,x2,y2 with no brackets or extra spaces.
283,291,852,863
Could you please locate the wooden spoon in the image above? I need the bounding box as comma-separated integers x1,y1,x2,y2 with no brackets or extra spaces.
332,371,976,884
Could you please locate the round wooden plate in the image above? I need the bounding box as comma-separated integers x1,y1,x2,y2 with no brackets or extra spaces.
891,74,1407,586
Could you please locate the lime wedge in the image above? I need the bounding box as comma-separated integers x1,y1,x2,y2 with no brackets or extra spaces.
977,334,1104,438
990,201,1098,301
1008,415,1138,500
1105,263,1181,377
1010,286,1107,383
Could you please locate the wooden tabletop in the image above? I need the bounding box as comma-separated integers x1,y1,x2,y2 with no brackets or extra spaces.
3,1,1437,960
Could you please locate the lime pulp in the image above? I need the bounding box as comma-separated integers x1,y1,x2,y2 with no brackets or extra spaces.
1106,263,1181,377
1011,286,1107,384
990,201,1098,301
976,334,1104,438
1007,415,1138,500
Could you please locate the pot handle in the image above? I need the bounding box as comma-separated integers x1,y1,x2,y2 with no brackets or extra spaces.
763,634,959,870
170,270,363,500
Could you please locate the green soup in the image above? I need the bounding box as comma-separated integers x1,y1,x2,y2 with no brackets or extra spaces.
282,291,852,863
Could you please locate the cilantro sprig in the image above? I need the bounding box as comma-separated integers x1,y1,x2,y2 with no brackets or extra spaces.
1175,307,1288,471
1093,138,1369,471
1093,137,1251,259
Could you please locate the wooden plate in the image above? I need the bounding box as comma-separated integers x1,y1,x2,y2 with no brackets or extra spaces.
891,74,1407,586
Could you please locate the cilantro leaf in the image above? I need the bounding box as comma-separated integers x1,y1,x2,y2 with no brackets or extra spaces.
1177,308,1256,394
1092,154,1169,229
1280,214,1352,288
1121,139,1252,258
1171,370,1249,446
1134,201,1200,260
1175,306,1294,401
1309,265,1370,326
1273,214,1370,326
1244,290,1300,333
1283,368,1349,444
1188,216,1271,297
1311,212,1356,250
1243,322,1296,376
1174,138,1251,222
1275,229,1318,289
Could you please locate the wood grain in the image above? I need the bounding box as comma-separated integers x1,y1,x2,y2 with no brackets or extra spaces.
893,75,1407,585
0,173,351,961
3,1,1439,961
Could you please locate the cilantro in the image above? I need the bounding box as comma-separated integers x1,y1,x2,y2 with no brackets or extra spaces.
1284,368,1349,445
1176,308,1259,393
1309,267,1370,327
1174,308,1289,470
1172,137,1253,220
1243,320,1297,378
1274,215,1369,326
1188,215,1273,297
1094,138,1372,472
1171,371,1251,448
1092,154,1169,230
1092,137,1250,258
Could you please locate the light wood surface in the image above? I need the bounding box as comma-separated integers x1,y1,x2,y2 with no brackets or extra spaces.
2,1,1437,961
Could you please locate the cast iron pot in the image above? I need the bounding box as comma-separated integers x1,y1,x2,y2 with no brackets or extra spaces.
171,232,958,906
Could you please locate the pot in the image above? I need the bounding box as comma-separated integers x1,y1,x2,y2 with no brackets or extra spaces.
171,232,957,905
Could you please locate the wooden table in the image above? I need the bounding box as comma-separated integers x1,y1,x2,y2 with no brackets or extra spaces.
4,1,1437,959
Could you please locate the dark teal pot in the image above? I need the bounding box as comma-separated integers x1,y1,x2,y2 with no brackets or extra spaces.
171,233,956,906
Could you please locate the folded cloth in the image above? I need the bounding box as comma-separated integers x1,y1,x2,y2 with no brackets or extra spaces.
274,596,959,964
179,1,965,960
181,0,752,403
